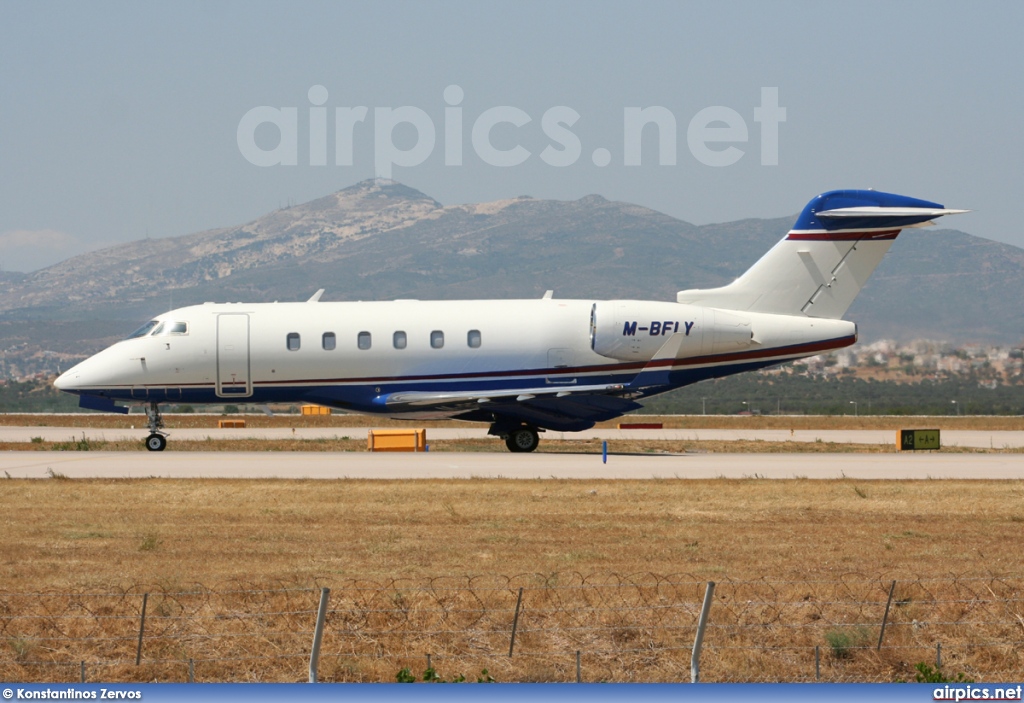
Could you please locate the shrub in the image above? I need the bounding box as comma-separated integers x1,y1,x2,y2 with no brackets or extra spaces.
395,667,494,683
825,626,871,659
912,662,974,683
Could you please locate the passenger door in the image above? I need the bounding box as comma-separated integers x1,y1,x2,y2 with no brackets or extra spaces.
216,314,251,398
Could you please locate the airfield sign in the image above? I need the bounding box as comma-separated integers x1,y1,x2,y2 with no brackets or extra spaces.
898,429,941,451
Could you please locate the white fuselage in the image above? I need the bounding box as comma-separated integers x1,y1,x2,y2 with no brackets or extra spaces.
55,297,855,428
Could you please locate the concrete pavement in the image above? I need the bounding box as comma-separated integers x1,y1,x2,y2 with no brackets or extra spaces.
2,450,1021,479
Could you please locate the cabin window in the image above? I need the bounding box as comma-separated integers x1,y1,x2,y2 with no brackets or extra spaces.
286,333,301,351
467,330,481,348
322,332,336,350
430,330,444,349
393,331,407,349
164,322,188,335
357,331,372,350
126,320,160,339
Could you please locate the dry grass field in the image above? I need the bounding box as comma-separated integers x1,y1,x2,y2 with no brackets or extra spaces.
4,478,1022,587
1,478,1023,682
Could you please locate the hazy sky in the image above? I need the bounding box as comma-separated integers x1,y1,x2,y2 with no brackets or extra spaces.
1,0,1020,272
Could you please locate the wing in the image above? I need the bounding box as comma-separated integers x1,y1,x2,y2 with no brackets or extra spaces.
382,382,627,406
378,383,641,432
374,335,687,432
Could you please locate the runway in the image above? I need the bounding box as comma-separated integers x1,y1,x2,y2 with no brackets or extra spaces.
4,426,1024,448
3,450,1022,479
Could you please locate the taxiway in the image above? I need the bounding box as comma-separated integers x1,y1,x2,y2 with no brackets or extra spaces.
2,450,1021,479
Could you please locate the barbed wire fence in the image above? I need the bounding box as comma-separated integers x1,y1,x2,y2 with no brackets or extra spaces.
0,575,1021,683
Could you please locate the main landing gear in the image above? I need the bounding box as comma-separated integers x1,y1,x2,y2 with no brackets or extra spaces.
145,401,168,452
488,420,542,453
504,426,540,453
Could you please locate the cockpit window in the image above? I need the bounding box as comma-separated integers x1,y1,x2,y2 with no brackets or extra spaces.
162,322,188,335
126,320,160,339
124,320,189,340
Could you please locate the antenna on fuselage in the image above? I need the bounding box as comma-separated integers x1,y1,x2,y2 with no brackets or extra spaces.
307,289,325,303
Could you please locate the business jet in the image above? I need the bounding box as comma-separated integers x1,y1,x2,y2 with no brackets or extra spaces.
54,189,965,452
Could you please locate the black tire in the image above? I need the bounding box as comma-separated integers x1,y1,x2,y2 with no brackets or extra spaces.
505,428,539,453
146,434,167,452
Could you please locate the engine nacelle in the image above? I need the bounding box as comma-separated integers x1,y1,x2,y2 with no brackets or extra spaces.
589,301,755,361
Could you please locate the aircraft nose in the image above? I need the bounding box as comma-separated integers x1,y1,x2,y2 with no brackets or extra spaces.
54,348,135,393
53,366,81,392
54,356,100,393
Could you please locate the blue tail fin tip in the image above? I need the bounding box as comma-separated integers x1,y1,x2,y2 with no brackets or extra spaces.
794,189,945,231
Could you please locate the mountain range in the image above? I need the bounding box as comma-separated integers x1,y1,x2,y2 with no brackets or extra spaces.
1,179,1020,374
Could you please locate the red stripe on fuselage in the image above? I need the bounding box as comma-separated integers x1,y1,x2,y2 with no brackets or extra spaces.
249,334,857,387
786,229,900,241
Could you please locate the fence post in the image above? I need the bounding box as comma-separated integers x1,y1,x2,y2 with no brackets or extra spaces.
309,587,330,683
189,658,194,683
936,642,942,669
576,650,581,683
877,580,896,650
509,587,524,657
426,654,431,672
135,593,148,665
815,645,820,681
80,661,85,683
690,581,715,683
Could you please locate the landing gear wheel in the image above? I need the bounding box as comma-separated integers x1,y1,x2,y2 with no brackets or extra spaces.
146,433,167,452
144,401,167,452
505,427,540,453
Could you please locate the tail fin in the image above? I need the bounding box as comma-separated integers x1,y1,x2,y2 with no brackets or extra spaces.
676,189,967,319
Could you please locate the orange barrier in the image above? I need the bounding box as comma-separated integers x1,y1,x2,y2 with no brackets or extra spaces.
618,422,664,430
301,405,332,415
367,429,427,452
218,419,246,428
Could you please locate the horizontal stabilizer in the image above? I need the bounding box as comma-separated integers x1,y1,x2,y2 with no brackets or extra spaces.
817,206,970,218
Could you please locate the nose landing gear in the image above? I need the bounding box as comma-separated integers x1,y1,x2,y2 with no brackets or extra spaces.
145,401,168,452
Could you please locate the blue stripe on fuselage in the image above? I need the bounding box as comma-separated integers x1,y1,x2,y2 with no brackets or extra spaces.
77,355,791,415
